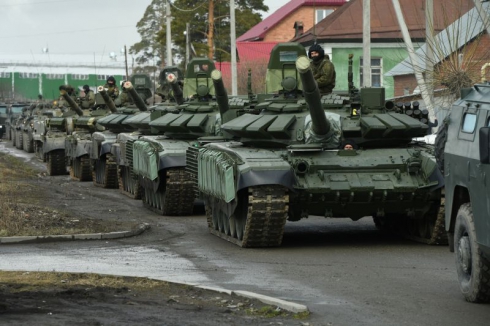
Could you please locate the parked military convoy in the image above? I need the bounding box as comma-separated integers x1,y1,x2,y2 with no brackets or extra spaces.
2,42,487,303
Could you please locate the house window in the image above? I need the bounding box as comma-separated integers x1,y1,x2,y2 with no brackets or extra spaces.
19,72,38,79
360,57,383,87
46,74,64,80
72,74,89,80
0,72,10,78
316,9,334,24
98,74,109,80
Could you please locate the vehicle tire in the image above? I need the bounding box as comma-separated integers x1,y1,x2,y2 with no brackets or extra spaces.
454,203,490,303
435,120,448,174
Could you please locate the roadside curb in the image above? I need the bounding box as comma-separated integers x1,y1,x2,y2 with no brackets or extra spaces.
0,223,151,244
194,285,309,313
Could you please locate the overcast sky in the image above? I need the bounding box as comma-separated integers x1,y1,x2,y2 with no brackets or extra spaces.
0,0,289,58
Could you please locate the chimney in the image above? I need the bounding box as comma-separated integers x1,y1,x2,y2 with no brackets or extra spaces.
294,21,304,37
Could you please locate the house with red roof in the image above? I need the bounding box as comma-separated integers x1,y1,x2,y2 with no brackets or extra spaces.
237,0,348,62
291,0,476,98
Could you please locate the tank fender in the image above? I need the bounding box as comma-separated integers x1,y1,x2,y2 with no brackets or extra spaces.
158,154,186,171
237,169,294,192
110,143,123,165
99,140,115,157
42,137,65,154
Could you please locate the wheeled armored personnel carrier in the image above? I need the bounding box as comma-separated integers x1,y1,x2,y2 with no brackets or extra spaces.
13,104,36,150
187,43,443,247
436,82,490,303
6,103,28,143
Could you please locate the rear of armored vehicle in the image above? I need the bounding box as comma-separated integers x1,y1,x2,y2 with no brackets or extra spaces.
0,103,7,139
438,83,490,303
6,104,25,142
189,44,444,248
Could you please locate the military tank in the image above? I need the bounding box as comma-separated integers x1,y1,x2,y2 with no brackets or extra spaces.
90,74,154,188
64,87,117,181
22,101,48,153
186,42,443,247
42,88,82,175
13,104,35,150
0,102,7,139
115,67,183,199
130,57,250,215
6,103,27,143
32,102,56,161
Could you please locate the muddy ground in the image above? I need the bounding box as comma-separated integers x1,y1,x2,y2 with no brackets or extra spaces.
0,148,310,325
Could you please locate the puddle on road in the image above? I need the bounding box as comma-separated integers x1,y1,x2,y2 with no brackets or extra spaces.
0,245,210,285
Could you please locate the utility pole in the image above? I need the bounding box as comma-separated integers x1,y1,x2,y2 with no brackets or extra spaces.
392,0,435,120
362,0,371,87
207,0,215,59
425,0,434,107
230,0,237,95
124,45,129,80
166,0,173,66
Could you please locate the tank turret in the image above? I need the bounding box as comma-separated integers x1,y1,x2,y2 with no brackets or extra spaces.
60,90,84,116
97,86,118,113
296,56,330,138
167,73,184,105
124,81,148,112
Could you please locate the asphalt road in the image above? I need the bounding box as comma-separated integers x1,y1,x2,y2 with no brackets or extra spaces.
1,140,489,326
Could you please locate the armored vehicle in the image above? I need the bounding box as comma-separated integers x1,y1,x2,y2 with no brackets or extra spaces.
6,103,27,142
131,58,250,215
187,43,443,248
436,82,490,302
64,88,117,181
0,103,7,139
90,74,153,188
115,68,183,199
42,89,82,175
22,101,50,153
13,104,36,150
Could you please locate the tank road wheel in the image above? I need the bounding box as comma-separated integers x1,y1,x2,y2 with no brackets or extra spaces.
34,141,44,161
15,130,23,150
454,203,490,302
23,132,34,153
118,165,142,199
46,150,67,176
70,155,92,182
207,185,289,248
92,154,118,188
142,168,195,216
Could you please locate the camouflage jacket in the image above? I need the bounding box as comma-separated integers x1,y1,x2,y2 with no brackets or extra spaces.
310,58,336,95
104,84,120,99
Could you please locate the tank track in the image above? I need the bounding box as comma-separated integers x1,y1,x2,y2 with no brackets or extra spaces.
23,131,34,153
207,185,289,248
34,141,45,162
46,149,67,176
15,130,23,150
92,154,118,188
70,156,92,182
404,197,448,245
118,165,143,199
142,168,195,216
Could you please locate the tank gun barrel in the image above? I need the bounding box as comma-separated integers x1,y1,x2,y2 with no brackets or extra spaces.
211,69,232,124
166,73,184,105
97,86,118,113
60,90,84,116
295,56,330,137
124,81,148,112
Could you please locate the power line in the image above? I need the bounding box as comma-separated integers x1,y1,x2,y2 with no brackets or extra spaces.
0,25,135,39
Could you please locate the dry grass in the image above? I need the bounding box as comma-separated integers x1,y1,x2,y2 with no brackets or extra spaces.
0,271,169,293
0,153,134,237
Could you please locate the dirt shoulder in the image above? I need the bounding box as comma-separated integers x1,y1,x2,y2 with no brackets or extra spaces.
0,152,310,325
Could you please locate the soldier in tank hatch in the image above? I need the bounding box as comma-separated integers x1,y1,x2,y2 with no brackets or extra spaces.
81,85,95,109
104,76,119,100
308,43,336,95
